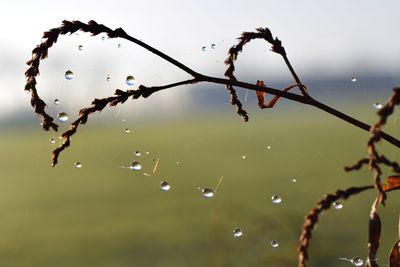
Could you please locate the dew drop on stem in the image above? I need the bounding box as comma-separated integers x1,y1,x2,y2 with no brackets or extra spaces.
106,74,111,82
53,99,60,105
373,103,382,109
134,151,141,156
50,138,55,144
78,45,83,51
202,46,206,51
351,77,357,82
124,128,130,133
333,202,343,209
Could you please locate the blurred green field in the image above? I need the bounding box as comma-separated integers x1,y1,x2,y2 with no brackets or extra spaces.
1,106,399,267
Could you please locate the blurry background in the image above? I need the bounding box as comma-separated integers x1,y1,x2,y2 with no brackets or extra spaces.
1,0,400,266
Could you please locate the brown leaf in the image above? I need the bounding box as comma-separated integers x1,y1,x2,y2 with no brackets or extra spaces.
256,80,267,109
389,241,400,267
383,175,400,192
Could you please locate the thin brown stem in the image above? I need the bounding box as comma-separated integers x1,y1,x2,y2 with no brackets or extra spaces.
298,185,374,267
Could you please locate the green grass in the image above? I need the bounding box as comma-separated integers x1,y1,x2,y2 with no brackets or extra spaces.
1,107,399,267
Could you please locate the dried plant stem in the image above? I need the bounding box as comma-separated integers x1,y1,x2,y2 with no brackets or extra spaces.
25,20,400,166
367,198,381,267
298,185,374,267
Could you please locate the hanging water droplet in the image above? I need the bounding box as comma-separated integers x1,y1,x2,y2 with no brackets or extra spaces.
64,70,74,80
78,45,83,51
351,257,363,267
145,151,150,155
233,228,243,238
373,103,382,109
74,162,82,168
202,188,214,198
54,99,60,105
160,181,171,191
126,75,135,86
202,46,206,51
102,36,106,41
211,43,216,49
351,77,357,82
267,145,271,150
130,161,142,171
333,202,343,209
143,172,151,177
117,43,121,48
57,112,69,122
270,240,279,248
134,151,141,156
124,128,130,133
242,155,247,159
291,178,297,183
50,138,55,144
271,195,282,204
106,74,111,82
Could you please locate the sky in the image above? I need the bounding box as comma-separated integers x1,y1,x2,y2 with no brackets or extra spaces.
1,0,400,121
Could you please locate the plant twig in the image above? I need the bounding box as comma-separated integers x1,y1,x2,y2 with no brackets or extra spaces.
298,185,374,267
25,20,400,165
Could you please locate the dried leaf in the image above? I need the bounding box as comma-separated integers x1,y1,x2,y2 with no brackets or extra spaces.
389,241,400,267
256,80,267,109
383,175,400,192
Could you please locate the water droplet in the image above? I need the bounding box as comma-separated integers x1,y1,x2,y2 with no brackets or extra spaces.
202,188,214,198
130,161,142,171
351,257,363,267
271,195,282,204
211,44,216,49
117,43,121,48
242,155,247,159
134,151,141,156
373,103,382,109
74,162,82,168
50,138,55,144
102,36,106,41
57,112,69,122
160,181,171,191
267,145,271,150
143,172,151,177
54,99,60,105
78,45,83,51
126,75,135,86
333,202,343,209
292,178,297,183
106,74,111,82
202,46,206,51
271,240,279,248
124,128,130,133
233,228,243,238
351,77,357,82
176,161,180,165
145,151,150,155
64,70,74,80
